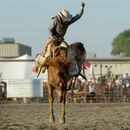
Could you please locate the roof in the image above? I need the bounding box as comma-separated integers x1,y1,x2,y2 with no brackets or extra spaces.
15,54,33,60
86,57,130,62
1,55,130,62
0,54,34,62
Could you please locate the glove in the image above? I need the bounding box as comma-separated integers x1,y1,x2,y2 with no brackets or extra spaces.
81,2,85,8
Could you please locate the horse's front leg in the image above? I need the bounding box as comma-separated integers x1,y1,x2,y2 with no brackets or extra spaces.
60,91,66,124
48,86,55,123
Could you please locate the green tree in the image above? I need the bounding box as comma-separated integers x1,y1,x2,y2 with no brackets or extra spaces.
111,29,130,57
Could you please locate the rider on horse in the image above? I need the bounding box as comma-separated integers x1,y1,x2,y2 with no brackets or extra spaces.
33,2,85,76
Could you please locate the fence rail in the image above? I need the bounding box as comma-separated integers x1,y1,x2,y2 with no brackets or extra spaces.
66,84,130,103
0,81,130,104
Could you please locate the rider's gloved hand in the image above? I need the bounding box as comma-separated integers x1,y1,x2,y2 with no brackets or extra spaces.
81,2,85,9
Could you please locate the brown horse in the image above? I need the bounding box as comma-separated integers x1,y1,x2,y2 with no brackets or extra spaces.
47,42,86,123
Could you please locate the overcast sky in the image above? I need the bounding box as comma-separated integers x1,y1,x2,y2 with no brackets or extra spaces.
0,0,130,58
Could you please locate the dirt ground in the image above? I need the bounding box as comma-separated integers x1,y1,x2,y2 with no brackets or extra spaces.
0,103,130,130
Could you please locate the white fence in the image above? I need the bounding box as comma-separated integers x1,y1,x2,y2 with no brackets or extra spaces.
5,79,43,98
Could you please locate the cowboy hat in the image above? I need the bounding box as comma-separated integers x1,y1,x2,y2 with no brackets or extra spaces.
58,10,72,22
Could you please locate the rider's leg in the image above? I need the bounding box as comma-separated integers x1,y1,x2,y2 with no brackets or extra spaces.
33,55,47,73
33,37,53,73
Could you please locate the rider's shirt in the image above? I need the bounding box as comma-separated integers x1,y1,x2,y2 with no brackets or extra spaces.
49,8,84,39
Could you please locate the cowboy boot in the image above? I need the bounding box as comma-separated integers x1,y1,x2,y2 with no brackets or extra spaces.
32,65,39,73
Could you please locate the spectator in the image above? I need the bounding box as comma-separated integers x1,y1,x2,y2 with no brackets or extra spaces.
87,81,96,103
124,73,130,87
119,74,124,85
88,81,96,95
114,75,123,101
75,78,82,91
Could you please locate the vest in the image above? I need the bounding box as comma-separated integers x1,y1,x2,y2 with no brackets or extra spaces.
53,15,69,38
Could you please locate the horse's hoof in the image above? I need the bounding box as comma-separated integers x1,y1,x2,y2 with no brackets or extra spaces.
49,118,55,123
49,115,55,123
59,117,65,124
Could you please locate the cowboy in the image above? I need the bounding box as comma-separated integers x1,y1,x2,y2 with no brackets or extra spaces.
33,2,85,76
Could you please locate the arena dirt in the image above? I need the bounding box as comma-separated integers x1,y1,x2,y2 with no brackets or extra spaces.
0,103,130,130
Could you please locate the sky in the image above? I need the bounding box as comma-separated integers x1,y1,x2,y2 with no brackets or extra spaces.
0,0,130,58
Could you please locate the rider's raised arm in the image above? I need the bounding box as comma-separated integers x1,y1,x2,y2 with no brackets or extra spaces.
69,2,85,25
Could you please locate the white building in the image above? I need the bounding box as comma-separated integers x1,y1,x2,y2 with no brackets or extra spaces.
84,57,130,78
0,54,47,98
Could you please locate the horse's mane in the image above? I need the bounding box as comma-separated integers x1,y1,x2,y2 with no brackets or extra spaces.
71,42,86,51
70,42,86,64
70,42,86,57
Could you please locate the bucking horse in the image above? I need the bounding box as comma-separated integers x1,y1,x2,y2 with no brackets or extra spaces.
39,40,86,123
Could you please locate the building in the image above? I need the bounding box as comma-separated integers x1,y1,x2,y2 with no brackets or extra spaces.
0,38,31,58
84,57,130,78
0,54,47,98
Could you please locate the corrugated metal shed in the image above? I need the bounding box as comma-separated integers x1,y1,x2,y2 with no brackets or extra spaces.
0,42,31,58
0,44,19,57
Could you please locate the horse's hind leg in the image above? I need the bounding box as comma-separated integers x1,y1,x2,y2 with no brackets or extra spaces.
48,86,55,123
59,91,66,124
